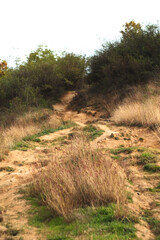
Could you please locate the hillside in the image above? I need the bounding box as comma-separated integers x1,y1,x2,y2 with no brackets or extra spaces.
0,21,160,240
0,91,159,240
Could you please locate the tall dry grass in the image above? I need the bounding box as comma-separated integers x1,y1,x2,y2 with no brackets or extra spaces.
0,109,62,157
29,136,127,220
112,84,160,128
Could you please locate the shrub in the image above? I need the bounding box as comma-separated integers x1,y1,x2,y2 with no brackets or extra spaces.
29,136,127,220
57,52,87,90
88,21,160,92
0,47,87,111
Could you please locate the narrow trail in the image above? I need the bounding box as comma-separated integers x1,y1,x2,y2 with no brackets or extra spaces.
0,91,160,239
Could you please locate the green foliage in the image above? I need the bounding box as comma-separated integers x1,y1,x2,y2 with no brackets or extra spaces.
0,166,15,172
12,141,31,151
127,192,133,203
143,210,160,238
88,21,160,92
143,163,160,173
23,135,41,142
10,121,76,151
5,166,15,172
57,52,87,90
0,47,87,111
83,124,104,140
111,155,121,160
137,152,157,165
110,147,135,155
0,60,7,77
52,136,68,146
27,197,137,240
6,228,20,236
23,121,76,142
148,182,160,193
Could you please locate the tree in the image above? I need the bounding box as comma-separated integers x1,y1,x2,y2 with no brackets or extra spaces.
120,21,142,40
57,52,87,89
88,22,160,92
0,60,7,77
27,46,56,64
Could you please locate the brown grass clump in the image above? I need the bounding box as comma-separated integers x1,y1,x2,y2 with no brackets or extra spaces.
30,136,127,220
0,109,62,156
16,109,62,129
112,85,160,128
1,124,42,149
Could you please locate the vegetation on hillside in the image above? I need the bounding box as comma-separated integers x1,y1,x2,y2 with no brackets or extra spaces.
1,21,160,121
29,136,127,219
88,21,160,92
0,60,7,77
1,20,160,240
112,83,160,127
0,47,87,114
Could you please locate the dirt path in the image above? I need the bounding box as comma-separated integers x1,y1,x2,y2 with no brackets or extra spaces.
0,91,160,239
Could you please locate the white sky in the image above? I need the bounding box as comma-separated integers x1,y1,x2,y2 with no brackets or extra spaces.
1,0,160,67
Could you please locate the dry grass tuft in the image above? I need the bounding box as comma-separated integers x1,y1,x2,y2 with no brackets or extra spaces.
29,136,127,220
0,109,62,156
1,124,42,150
15,109,51,125
112,85,160,128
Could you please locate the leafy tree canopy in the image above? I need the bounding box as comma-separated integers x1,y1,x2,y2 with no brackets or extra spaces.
0,60,7,77
88,21,160,92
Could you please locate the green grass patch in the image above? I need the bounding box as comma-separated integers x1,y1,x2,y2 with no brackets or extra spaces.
143,164,160,173
127,192,133,203
148,182,160,193
137,152,157,165
83,124,104,140
128,179,133,185
139,137,144,141
110,147,135,155
11,121,76,150
11,141,31,151
23,121,76,142
111,155,121,160
23,135,41,142
27,197,137,240
143,210,160,238
0,166,15,172
5,166,15,172
36,121,77,137
6,228,20,236
137,147,160,154
52,136,68,145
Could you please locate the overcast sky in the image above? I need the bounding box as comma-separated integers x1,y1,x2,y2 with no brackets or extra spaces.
1,0,160,67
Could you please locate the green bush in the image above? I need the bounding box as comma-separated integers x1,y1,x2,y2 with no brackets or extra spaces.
0,47,87,112
88,21,160,92
57,52,87,90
